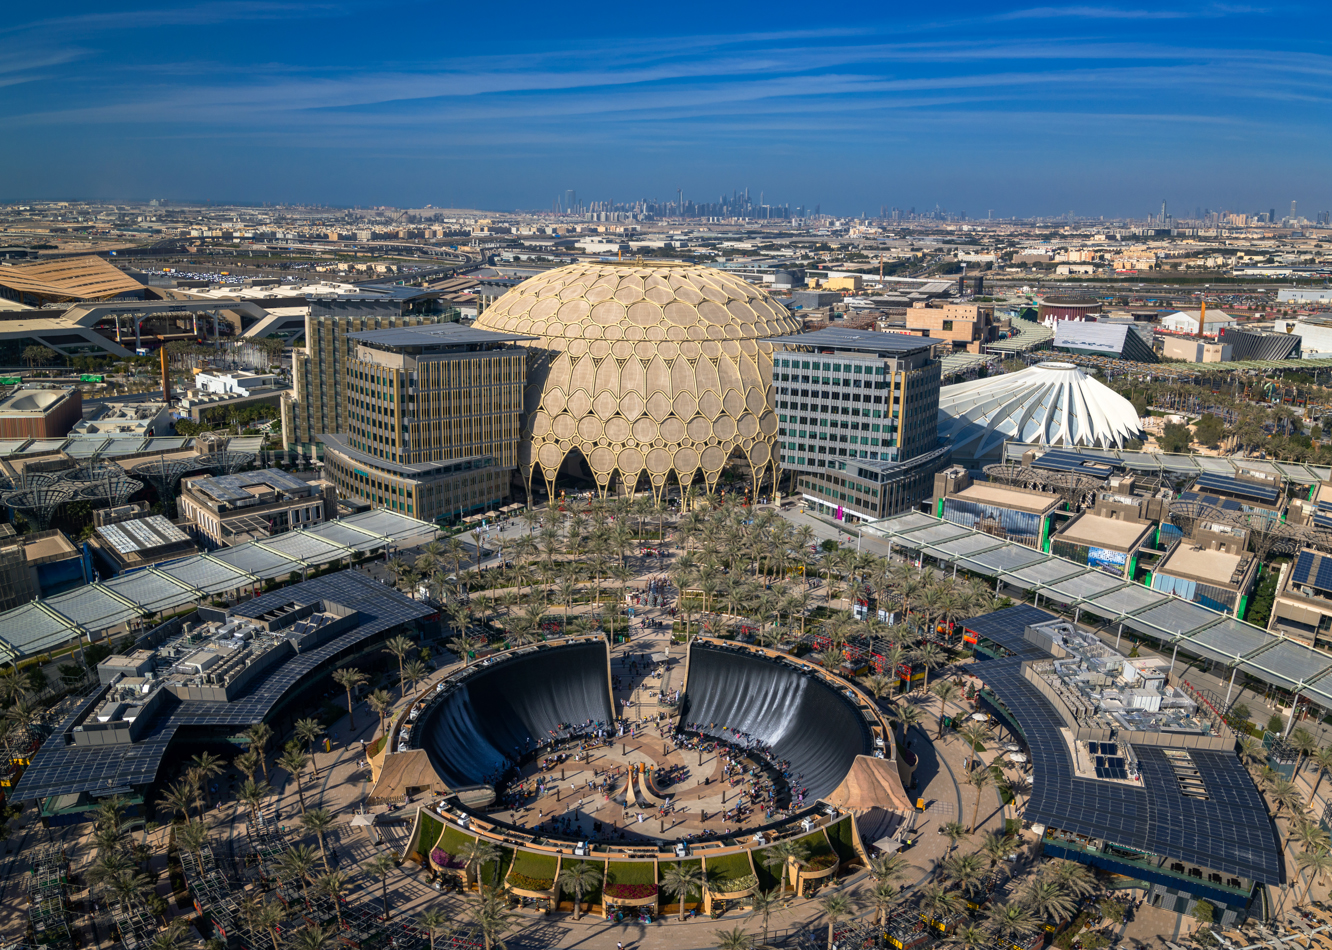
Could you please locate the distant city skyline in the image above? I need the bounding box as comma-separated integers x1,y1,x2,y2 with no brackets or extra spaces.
1,1,1329,216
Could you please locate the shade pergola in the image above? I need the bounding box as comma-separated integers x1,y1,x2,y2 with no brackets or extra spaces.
863,509,1332,725
0,509,439,660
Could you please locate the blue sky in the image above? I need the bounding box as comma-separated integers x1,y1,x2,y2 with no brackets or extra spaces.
1,1,1329,217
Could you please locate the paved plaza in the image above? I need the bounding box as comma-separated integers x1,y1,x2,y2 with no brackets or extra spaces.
4,501,1309,950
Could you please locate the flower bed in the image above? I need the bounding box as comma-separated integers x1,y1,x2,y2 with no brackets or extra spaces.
709,873,758,895
805,853,838,871
508,871,555,892
429,848,466,870
604,883,658,900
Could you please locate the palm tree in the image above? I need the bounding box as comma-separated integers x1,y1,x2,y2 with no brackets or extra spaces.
749,887,781,944
956,721,990,753
1309,746,1332,801
931,680,961,738
1297,848,1332,906
1041,859,1097,899
148,918,191,950
986,901,1039,943
1237,734,1266,773
917,883,959,926
238,780,269,825
290,924,334,950
449,634,479,667
556,860,600,920
460,839,500,891
1021,879,1077,924
470,886,515,950
295,718,324,762
367,689,394,739
937,815,969,852
189,751,226,809
246,723,273,782
978,830,1017,868
890,702,923,738
713,925,751,950
332,668,368,730
383,634,415,696
818,891,861,950
759,840,809,892
234,750,260,786
662,861,704,920
945,924,989,950
942,852,985,901
279,844,319,906
279,747,311,814
419,907,454,950
107,870,154,911
966,766,997,834
1292,727,1320,776
253,900,285,950
868,880,901,926
318,869,351,930
176,819,211,873
912,642,946,691
365,852,398,919
158,780,197,823
402,658,429,698
869,851,908,883
301,808,336,870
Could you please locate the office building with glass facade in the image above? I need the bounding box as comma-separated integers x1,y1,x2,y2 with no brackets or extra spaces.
318,323,532,524
766,328,950,522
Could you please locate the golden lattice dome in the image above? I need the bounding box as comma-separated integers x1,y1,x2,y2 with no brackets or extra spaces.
474,262,804,496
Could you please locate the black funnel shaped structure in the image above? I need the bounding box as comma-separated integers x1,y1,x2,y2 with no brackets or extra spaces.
679,642,872,800
419,640,613,787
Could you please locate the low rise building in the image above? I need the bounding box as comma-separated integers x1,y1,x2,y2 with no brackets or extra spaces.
1049,487,1160,578
1151,523,1258,617
90,514,198,576
1162,337,1232,363
0,387,83,440
179,468,335,547
933,467,1061,549
194,369,284,395
21,529,87,597
901,301,996,353
1268,548,1332,650
73,401,172,437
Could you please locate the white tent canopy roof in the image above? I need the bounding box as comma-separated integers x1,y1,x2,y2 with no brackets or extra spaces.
938,361,1143,463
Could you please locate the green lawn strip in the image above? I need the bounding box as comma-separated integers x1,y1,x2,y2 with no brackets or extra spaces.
703,850,755,890
794,830,837,871
508,850,558,889
605,860,657,887
479,847,515,890
437,824,477,859
414,813,444,858
825,815,859,863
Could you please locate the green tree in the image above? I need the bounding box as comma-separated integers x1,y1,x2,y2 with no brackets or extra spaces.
332,668,368,730
555,860,599,920
1193,414,1225,446
365,852,398,919
662,861,704,920
1160,421,1193,454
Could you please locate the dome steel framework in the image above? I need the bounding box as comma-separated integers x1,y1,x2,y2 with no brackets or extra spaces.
474,262,802,501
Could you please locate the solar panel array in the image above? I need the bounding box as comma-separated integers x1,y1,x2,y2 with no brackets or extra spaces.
1030,449,1121,477
1094,754,1128,780
1177,491,1244,512
13,570,434,801
961,604,1057,658
972,649,1281,885
1291,549,1332,596
1193,472,1281,505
